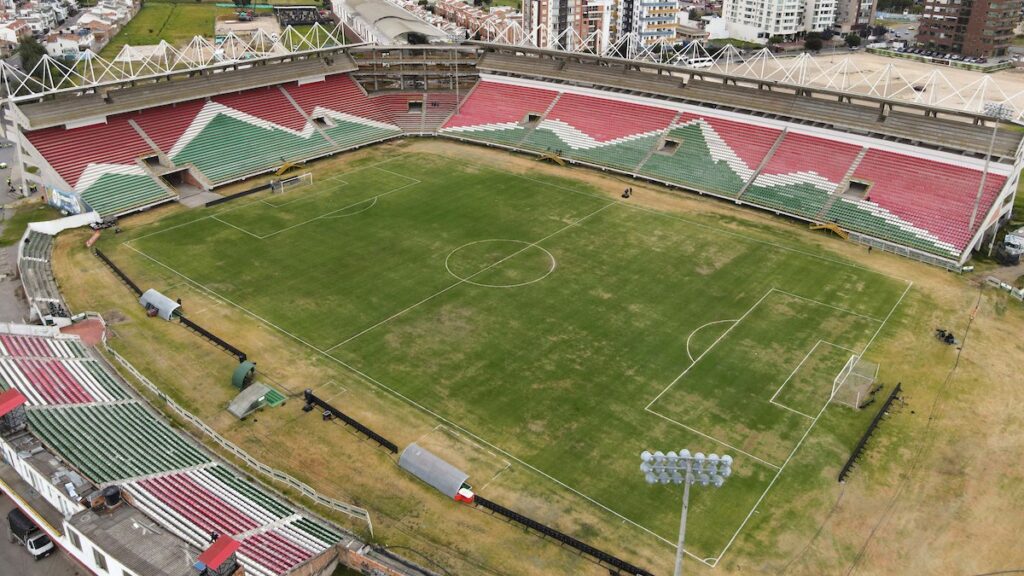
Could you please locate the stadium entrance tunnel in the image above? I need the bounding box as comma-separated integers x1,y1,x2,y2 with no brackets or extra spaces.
445,239,557,288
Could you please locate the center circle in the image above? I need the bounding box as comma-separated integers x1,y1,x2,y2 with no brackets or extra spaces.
445,239,557,288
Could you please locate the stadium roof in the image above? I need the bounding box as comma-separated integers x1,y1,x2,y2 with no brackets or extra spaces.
16,52,358,130
346,0,449,44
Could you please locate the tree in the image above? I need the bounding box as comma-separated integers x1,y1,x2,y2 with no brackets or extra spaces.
16,37,47,78
768,35,784,45
804,33,823,52
845,34,861,48
820,29,835,41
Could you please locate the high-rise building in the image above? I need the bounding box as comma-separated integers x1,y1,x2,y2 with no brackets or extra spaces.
916,0,1021,57
523,0,614,51
833,0,875,33
720,0,837,41
617,0,683,47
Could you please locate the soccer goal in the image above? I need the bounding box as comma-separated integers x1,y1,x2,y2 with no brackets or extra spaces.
273,172,313,194
831,355,880,409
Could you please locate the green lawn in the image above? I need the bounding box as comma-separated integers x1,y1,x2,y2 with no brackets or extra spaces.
104,152,909,563
100,2,251,57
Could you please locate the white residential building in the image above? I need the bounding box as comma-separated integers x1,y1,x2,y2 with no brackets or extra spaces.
721,0,837,41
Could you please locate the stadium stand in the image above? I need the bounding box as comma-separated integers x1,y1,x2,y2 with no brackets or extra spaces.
441,80,560,146
27,402,211,482
13,45,1020,267
640,113,781,196
0,324,346,576
18,231,70,320
740,132,863,218
125,465,344,576
23,119,176,217
522,92,677,171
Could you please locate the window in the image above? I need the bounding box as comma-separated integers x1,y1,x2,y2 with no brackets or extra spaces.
93,548,108,572
523,113,543,127
68,529,81,550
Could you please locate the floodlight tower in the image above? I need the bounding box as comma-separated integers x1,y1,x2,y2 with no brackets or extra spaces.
640,449,732,576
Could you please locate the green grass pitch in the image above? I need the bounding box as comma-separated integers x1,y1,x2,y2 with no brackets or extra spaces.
110,151,910,564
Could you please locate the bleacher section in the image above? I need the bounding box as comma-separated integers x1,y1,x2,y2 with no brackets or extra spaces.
28,402,211,482
24,119,176,217
442,79,1011,260
0,326,343,576
641,113,780,197
441,81,559,147
740,132,862,218
25,74,407,197
370,93,434,133
19,231,68,319
523,92,677,172
125,465,343,576
20,71,1012,263
0,357,128,405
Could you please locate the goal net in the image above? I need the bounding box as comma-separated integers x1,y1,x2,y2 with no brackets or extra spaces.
273,172,313,194
831,355,879,409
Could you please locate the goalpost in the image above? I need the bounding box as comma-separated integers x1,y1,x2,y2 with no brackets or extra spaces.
831,355,880,409
272,172,313,194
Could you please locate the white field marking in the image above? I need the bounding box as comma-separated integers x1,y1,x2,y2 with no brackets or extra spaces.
444,239,557,288
123,212,724,563
710,280,913,567
319,196,377,219
767,339,835,420
324,202,614,353
211,215,263,239
643,408,782,470
125,153,413,245
479,162,914,287
261,178,349,208
480,462,512,491
124,159,915,566
684,319,738,364
771,401,816,420
770,288,885,323
646,289,774,410
223,173,422,240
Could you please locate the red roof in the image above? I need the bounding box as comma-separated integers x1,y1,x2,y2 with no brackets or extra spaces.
196,535,240,570
0,388,27,417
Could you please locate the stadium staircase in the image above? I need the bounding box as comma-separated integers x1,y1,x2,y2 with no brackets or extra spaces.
0,327,344,576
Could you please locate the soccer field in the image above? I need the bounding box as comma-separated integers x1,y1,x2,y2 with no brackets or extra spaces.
112,150,911,564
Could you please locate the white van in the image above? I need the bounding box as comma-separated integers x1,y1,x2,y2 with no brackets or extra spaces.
676,56,714,69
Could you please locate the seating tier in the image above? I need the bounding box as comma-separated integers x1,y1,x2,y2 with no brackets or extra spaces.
25,119,151,187
845,149,1006,251
27,402,210,483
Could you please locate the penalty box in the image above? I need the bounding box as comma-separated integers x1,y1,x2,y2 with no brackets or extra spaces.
646,289,881,467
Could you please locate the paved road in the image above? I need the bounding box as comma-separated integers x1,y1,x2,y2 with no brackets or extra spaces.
0,495,83,575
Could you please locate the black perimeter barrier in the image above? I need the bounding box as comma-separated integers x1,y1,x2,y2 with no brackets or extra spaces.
94,249,142,296
303,390,398,453
474,495,654,576
838,383,902,483
178,316,247,362
94,250,248,362
205,182,272,207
